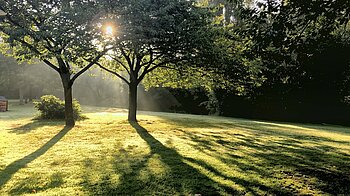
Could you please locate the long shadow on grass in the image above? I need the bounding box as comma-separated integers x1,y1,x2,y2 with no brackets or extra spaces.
177,123,350,195
128,122,237,195
160,115,349,145
81,122,239,195
0,126,71,188
9,120,63,134
8,171,65,195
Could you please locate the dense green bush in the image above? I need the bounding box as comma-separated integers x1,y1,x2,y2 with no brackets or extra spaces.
34,95,82,120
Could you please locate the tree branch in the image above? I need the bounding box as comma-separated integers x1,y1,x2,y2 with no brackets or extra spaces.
96,62,130,85
70,46,113,84
140,51,164,67
11,37,60,72
42,59,60,73
134,54,143,75
120,47,133,71
108,55,131,75
70,53,104,84
297,19,311,38
138,63,159,83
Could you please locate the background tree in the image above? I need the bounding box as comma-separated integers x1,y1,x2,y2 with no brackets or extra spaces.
0,0,109,126
0,54,69,103
136,0,263,116
0,54,20,99
232,0,350,123
98,0,215,121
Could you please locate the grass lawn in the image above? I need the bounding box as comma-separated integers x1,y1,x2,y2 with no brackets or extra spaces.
1,100,350,195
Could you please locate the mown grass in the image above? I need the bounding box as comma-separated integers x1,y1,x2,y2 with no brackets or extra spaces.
1,101,350,195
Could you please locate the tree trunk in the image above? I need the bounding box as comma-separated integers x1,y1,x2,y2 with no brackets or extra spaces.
128,82,138,122
61,74,75,127
19,86,24,105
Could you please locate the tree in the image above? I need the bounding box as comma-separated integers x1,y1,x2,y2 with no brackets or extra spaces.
0,54,24,101
0,55,64,103
234,0,350,123
0,0,109,126
97,0,214,121
202,0,255,26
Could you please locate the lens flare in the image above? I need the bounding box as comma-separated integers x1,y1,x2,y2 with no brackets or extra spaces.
104,25,114,36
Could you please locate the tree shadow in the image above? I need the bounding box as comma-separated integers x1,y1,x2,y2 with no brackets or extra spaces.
81,122,239,195
8,172,65,195
0,126,72,188
159,115,349,145
129,121,350,195
128,122,238,195
79,117,350,195
231,123,350,144
9,120,64,134
176,125,350,195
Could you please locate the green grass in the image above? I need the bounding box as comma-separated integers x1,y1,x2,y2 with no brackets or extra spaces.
1,101,350,195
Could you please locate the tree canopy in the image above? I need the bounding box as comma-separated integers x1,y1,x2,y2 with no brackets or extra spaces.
0,0,110,126
218,0,350,123
97,0,216,121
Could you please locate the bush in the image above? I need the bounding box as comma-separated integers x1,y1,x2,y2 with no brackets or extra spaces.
34,95,82,120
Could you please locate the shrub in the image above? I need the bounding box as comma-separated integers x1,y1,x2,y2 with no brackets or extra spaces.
34,95,82,120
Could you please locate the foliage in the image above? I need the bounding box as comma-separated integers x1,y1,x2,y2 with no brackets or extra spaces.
97,0,216,121
34,95,81,120
0,0,105,64
168,87,211,114
213,0,350,123
98,0,215,81
238,0,350,85
0,0,110,126
142,25,265,114
240,0,350,69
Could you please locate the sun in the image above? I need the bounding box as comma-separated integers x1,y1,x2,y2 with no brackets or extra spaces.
104,25,114,36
